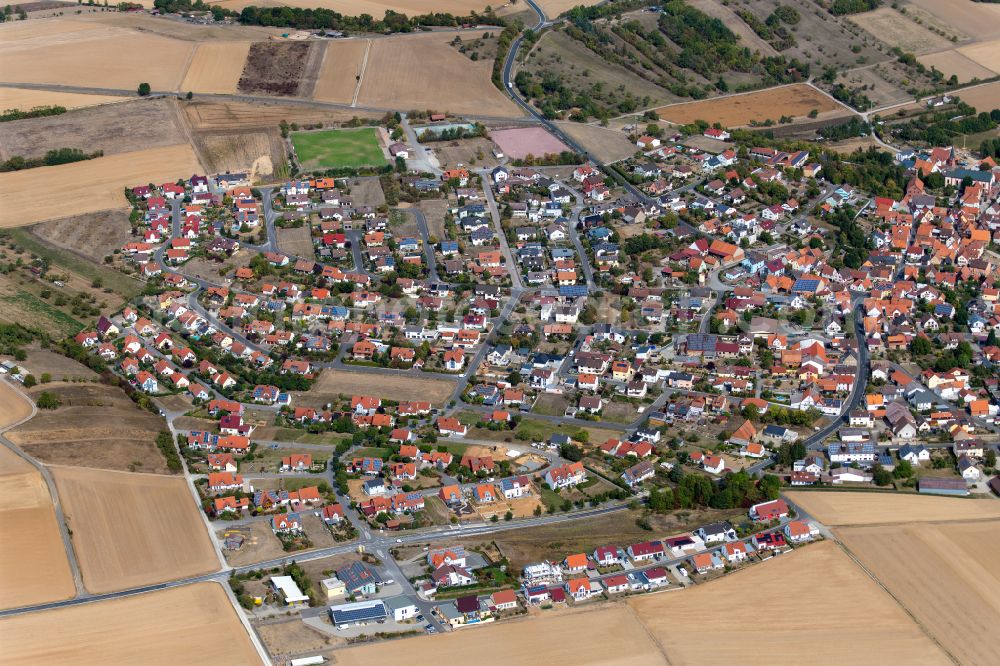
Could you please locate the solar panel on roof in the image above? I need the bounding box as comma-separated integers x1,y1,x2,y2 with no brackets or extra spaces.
792,279,819,292
330,602,387,624
559,285,588,297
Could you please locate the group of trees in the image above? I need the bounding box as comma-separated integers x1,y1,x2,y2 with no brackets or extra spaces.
891,105,1000,146
0,148,103,173
648,469,780,512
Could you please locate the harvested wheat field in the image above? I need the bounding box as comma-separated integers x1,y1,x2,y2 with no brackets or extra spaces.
918,49,996,84
331,603,666,666
955,81,1000,112
655,84,843,127
0,87,127,111
0,19,194,91
786,490,1000,526
9,383,170,474
197,130,285,181
0,381,75,611
356,32,521,117
184,99,375,131
955,39,1000,77
556,121,636,163
181,41,253,94
53,466,218,593
297,369,455,407
313,38,369,104
839,520,1000,666
0,582,263,665
535,0,601,17
630,541,949,665
0,143,203,227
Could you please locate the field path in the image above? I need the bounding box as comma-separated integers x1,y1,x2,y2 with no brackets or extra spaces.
352,39,372,107
0,379,84,598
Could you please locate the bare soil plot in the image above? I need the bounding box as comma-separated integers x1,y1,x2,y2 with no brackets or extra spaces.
9,382,170,474
849,7,952,54
238,41,316,97
276,225,316,260
0,87,127,111
954,81,1000,112
826,136,887,154
688,0,778,57
331,602,667,666
197,130,286,181
0,20,194,91
296,369,455,407
419,198,448,239
9,347,97,382
904,0,1000,41
491,126,569,160
655,84,843,127
0,143,203,228
786,490,1000,526
29,209,132,265
555,121,636,163
181,41,253,94
312,38,369,104
0,97,188,162
918,49,996,84
0,381,75,611
356,32,521,117
838,520,1000,666
345,175,385,207
0,582,263,665
219,519,286,567
256,619,344,664
430,136,502,170
53,466,218,593
629,540,949,665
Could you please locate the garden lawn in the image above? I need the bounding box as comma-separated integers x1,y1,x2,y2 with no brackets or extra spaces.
291,128,388,170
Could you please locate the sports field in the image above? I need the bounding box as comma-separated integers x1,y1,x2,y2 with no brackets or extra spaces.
291,127,387,170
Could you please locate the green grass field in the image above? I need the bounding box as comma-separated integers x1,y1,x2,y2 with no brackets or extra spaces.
291,128,388,170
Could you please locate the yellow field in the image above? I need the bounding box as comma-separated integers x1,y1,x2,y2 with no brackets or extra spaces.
0,582,263,665
904,0,1000,41
655,84,844,127
535,0,601,17
955,81,1000,112
850,7,952,54
919,49,997,84
181,41,252,94
955,39,1000,76
330,603,667,666
839,520,1000,666
53,466,219,594
356,32,522,117
629,540,949,665
0,87,127,111
0,143,203,228
0,19,194,91
0,381,75,611
786,491,1000,526
312,38,369,104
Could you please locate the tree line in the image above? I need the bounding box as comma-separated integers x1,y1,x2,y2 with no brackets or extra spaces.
0,148,103,173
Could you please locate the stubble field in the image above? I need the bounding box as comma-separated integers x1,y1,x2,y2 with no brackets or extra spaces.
786,490,1000,525
0,87,127,111
0,20,194,91
0,381,75,611
312,38,369,104
181,41,253,94
0,143,203,228
210,0,494,14
838,520,1000,666
0,582,263,665
355,32,521,117
53,466,219,593
297,369,455,406
629,540,949,665
555,121,636,163
849,7,952,54
954,81,1000,113
655,83,845,127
